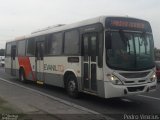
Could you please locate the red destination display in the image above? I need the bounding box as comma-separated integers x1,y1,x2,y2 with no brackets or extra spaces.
111,20,145,29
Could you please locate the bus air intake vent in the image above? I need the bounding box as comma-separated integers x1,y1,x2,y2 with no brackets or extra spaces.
124,81,134,84
127,86,145,92
120,72,150,78
138,80,146,83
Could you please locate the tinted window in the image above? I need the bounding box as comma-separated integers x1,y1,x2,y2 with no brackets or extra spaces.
91,36,97,52
36,35,45,41
98,32,103,67
64,30,79,55
27,38,35,56
48,32,63,55
90,35,97,61
6,43,11,56
83,36,89,61
11,45,16,60
36,41,45,60
18,40,26,56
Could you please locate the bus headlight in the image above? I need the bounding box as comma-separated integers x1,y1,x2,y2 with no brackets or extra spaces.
150,73,156,82
107,74,123,85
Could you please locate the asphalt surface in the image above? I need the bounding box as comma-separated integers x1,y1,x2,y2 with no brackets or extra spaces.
0,67,160,119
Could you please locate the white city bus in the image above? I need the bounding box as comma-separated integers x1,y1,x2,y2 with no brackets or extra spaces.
5,16,157,98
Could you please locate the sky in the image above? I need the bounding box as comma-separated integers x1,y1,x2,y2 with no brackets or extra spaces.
0,0,160,49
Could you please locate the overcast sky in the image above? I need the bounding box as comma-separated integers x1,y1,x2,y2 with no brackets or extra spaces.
0,0,160,49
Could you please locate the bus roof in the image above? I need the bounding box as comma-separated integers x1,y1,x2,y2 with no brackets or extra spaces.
27,16,105,38
7,16,150,43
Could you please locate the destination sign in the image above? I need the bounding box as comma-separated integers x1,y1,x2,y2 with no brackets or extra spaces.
105,17,152,32
111,20,145,29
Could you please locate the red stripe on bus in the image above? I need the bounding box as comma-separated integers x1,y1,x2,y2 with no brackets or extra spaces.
18,57,35,81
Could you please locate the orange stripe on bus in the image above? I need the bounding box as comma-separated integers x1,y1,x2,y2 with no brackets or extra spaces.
18,57,35,81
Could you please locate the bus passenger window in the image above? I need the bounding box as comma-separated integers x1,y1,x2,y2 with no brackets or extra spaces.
64,30,79,55
105,32,112,49
27,38,35,56
90,36,97,61
40,44,44,60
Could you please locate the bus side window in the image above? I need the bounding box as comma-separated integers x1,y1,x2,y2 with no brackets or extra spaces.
35,44,40,59
90,35,97,62
40,44,44,60
6,43,11,56
98,32,103,68
26,38,36,56
11,46,16,60
105,32,112,49
64,30,80,55
105,32,112,60
18,40,26,56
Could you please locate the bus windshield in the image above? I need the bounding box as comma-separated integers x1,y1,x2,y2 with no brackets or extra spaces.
105,31,155,71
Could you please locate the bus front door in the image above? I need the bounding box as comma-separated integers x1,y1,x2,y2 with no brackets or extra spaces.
35,41,45,83
82,33,97,92
11,45,16,76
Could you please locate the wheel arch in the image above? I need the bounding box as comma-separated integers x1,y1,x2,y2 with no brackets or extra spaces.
63,69,78,89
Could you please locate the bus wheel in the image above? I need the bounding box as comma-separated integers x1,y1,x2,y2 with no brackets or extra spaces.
19,69,26,83
66,75,79,98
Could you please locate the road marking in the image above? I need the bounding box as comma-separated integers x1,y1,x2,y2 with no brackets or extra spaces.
139,95,160,101
121,98,133,102
0,77,112,120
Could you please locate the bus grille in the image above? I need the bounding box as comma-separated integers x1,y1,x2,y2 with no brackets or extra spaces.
124,80,146,84
127,86,145,92
120,72,150,78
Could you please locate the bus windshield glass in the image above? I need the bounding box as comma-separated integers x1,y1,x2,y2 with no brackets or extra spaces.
105,31,154,71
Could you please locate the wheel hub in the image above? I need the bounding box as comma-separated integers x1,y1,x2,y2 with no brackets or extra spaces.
69,81,76,92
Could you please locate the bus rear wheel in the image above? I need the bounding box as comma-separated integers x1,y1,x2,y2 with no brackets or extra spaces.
66,75,79,98
19,69,26,83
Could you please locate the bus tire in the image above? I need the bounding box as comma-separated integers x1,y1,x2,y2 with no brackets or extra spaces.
66,74,79,98
19,69,26,83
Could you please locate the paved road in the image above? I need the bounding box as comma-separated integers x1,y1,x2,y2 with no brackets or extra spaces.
0,67,160,119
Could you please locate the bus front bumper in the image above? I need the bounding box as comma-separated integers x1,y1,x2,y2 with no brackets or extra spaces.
104,81,157,98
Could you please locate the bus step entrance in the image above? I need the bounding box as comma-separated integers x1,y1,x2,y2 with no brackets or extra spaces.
36,80,44,85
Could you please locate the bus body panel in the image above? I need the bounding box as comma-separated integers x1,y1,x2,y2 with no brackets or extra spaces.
43,56,81,87
104,80,156,98
5,16,157,98
5,56,12,74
